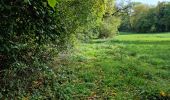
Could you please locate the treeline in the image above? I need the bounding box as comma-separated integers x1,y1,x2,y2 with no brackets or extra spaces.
119,1,170,33
0,0,119,99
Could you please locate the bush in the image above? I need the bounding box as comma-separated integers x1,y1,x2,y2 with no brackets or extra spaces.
98,17,120,38
0,0,64,99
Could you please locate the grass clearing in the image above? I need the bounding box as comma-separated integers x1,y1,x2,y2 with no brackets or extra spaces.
54,32,170,99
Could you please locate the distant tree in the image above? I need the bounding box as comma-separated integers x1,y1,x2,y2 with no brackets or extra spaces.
119,1,170,33
156,2,170,32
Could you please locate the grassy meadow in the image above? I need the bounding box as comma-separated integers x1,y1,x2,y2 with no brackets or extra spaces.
54,32,170,99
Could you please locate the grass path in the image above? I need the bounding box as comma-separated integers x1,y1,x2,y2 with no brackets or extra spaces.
55,32,170,99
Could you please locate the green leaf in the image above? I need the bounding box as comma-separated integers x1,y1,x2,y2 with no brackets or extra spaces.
24,0,31,5
47,0,57,8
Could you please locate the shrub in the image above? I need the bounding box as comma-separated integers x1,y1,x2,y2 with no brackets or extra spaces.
0,0,63,99
98,17,120,38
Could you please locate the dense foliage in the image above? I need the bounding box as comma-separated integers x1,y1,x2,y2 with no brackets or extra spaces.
0,0,61,99
119,1,170,33
97,0,120,38
0,0,119,99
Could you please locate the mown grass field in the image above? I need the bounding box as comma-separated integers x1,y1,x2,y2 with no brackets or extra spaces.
54,32,170,99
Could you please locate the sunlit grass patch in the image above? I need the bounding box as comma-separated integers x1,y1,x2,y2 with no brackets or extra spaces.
54,32,170,99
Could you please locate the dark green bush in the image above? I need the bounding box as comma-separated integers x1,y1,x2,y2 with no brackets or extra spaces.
0,0,59,67
0,0,64,99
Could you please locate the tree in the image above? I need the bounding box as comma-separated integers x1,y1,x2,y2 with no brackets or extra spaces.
98,0,121,38
119,1,170,33
156,2,170,32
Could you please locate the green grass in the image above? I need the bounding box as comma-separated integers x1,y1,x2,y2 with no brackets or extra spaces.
54,32,170,99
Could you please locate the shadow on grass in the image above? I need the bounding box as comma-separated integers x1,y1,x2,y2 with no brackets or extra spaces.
110,40,170,45
119,32,170,35
89,39,170,45
89,40,108,44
